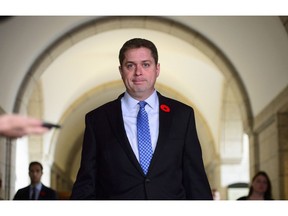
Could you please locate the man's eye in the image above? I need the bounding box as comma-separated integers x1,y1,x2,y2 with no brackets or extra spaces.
126,64,134,69
143,63,150,68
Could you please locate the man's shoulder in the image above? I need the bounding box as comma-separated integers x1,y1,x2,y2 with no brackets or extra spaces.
157,92,192,111
237,196,248,200
86,94,122,117
40,184,58,199
13,186,30,199
16,185,30,192
42,184,56,192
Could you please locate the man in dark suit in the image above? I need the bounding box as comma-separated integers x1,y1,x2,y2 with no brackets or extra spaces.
70,38,213,200
13,161,57,200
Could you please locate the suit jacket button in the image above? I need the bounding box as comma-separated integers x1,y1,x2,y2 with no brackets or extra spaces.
145,178,151,183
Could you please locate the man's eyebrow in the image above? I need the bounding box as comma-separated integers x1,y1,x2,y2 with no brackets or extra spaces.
125,60,152,63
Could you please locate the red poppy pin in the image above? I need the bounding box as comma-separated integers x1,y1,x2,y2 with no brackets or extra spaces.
40,191,46,197
160,104,170,112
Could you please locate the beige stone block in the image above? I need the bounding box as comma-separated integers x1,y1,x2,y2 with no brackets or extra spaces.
279,151,288,175
281,172,288,199
120,17,147,29
222,121,243,140
279,129,288,150
169,24,197,45
30,53,53,79
258,122,277,142
259,133,278,162
70,24,96,45
213,55,233,82
223,103,242,120
194,36,218,60
278,113,288,126
94,18,121,33
48,36,73,60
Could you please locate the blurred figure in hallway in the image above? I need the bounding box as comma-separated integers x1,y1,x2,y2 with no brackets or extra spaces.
13,161,57,200
212,188,221,200
237,171,273,200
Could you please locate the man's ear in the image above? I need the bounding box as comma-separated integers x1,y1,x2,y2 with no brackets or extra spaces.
119,66,123,78
156,63,160,77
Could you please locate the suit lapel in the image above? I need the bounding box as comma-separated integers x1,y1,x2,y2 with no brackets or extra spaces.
148,93,173,173
106,94,144,174
25,186,31,199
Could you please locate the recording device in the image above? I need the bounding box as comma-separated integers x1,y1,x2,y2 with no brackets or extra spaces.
42,122,61,129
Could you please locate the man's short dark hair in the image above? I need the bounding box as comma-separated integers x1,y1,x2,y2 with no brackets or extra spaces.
29,161,43,171
119,38,158,66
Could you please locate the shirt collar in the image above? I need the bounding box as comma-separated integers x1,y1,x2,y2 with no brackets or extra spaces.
123,90,158,110
31,182,42,190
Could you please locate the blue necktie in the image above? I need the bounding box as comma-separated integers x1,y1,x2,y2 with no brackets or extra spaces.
31,186,37,200
137,101,153,175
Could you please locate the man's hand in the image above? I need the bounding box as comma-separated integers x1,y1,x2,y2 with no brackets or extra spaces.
0,114,50,138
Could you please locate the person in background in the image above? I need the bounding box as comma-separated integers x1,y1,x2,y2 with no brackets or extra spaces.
212,188,221,200
237,171,273,200
13,161,57,200
70,38,212,200
0,114,49,138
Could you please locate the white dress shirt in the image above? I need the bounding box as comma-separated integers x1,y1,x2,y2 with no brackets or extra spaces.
121,90,159,161
30,182,42,200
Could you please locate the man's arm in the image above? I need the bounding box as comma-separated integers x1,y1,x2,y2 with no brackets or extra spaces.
183,108,213,200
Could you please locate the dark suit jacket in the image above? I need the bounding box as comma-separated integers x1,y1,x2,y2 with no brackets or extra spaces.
13,184,57,200
71,92,212,200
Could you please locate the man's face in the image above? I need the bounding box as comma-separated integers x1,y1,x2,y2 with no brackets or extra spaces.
29,164,43,185
119,47,160,101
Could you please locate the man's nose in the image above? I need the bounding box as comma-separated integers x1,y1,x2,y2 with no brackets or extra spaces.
135,65,143,75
